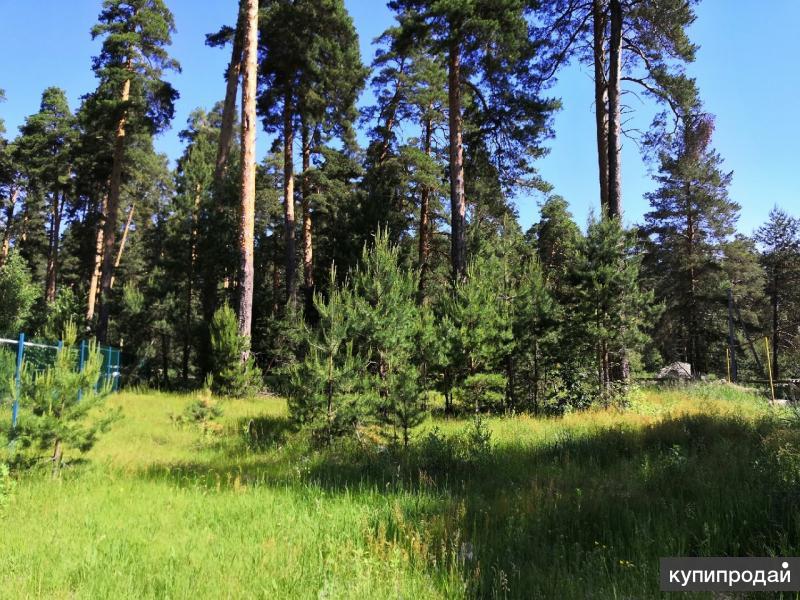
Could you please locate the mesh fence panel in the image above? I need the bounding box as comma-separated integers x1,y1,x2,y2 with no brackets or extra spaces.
1,334,122,427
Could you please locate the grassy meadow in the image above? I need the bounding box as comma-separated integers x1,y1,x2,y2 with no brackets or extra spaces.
2,384,800,598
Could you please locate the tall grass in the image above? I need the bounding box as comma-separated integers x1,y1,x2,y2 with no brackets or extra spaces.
2,384,799,598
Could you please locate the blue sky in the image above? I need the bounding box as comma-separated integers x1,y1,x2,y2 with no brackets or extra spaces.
1,1,798,233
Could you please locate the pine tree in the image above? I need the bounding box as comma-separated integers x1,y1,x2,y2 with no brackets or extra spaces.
388,0,557,281
9,322,117,476
0,89,20,268
721,234,767,378
756,208,800,379
446,252,513,412
362,22,448,301
258,0,367,305
170,109,220,383
201,0,246,377
14,88,77,303
90,0,180,341
237,0,259,350
642,113,739,375
209,304,261,397
512,256,558,413
542,0,700,217
287,271,363,444
528,195,581,297
570,218,654,401
348,230,423,446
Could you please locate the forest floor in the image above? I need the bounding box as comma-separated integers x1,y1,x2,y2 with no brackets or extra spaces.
2,384,800,598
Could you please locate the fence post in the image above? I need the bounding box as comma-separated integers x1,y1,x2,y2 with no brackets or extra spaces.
12,332,25,429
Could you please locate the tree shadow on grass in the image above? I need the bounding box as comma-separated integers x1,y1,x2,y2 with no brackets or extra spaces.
240,414,294,450
136,411,800,598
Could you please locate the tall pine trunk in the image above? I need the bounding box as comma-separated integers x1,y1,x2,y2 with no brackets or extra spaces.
214,2,246,183
772,273,780,380
606,0,623,219
200,0,246,376
237,0,258,351
377,62,406,166
448,39,467,282
97,69,132,341
301,120,313,309
418,115,433,302
0,187,18,266
283,93,297,304
109,202,135,290
685,184,699,375
592,0,610,213
45,191,64,302
86,191,108,322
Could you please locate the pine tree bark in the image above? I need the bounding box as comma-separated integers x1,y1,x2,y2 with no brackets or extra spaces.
237,0,258,350
109,202,135,290
606,0,623,219
45,191,65,302
283,93,297,304
686,183,700,375
271,258,281,315
86,191,108,322
377,60,407,166
448,39,467,282
592,0,610,214
97,67,132,342
418,116,433,302
200,1,246,376
772,273,780,380
214,2,246,183
0,187,19,267
301,120,314,309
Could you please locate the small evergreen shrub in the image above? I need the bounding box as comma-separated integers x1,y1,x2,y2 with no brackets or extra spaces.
416,426,457,472
8,322,119,474
172,398,222,426
209,305,262,398
457,414,494,464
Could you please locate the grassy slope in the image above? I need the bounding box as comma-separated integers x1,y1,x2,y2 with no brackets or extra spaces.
1,386,799,598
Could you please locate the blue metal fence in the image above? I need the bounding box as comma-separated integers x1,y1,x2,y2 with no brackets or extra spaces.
0,333,121,429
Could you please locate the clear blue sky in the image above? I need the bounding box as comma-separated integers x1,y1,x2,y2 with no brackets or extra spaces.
1,1,798,233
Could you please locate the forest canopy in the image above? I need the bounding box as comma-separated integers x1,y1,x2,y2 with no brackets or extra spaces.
1,0,798,417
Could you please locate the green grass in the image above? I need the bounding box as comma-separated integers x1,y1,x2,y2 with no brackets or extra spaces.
2,384,800,598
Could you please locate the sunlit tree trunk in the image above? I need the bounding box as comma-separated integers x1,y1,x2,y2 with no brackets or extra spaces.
606,0,623,218
301,119,313,309
86,190,108,322
200,1,245,376
109,202,135,290
97,64,132,341
418,115,433,302
448,39,466,282
0,187,19,267
45,191,65,302
237,0,259,352
592,0,610,214
214,2,246,183
283,93,297,304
